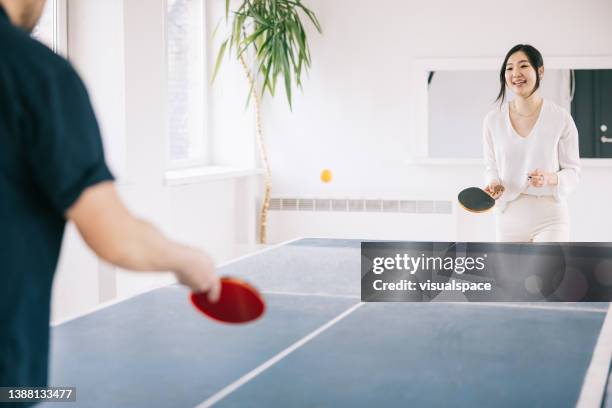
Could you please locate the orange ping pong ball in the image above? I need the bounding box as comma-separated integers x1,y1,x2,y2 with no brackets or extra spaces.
320,169,332,183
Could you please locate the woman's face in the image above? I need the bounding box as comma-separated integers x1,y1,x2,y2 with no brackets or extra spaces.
504,51,543,98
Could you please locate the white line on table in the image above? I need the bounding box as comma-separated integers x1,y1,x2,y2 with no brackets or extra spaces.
452,302,608,314
195,302,364,408
263,292,607,314
576,303,612,408
262,290,360,299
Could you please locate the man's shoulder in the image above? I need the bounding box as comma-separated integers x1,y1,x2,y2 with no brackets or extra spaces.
0,22,75,87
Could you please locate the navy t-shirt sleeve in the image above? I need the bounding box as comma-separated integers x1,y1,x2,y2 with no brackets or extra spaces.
25,66,114,215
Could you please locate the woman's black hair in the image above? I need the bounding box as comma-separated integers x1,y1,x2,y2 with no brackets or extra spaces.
495,44,544,106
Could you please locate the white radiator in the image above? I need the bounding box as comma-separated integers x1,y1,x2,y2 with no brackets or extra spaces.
267,197,458,243
269,198,452,214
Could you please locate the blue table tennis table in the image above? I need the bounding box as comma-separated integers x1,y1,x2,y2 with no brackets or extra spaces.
45,238,612,408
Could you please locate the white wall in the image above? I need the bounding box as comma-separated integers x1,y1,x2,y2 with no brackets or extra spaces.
253,0,612,242
205,0,258,168
67,0,126,179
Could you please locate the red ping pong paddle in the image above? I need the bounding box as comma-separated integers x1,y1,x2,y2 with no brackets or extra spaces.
190,277,265,324
458,185,504,213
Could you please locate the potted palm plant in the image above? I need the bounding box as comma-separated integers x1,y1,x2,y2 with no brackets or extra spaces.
213,0,322,244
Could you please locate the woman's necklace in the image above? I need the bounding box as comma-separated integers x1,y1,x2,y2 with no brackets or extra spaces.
511,99,542,118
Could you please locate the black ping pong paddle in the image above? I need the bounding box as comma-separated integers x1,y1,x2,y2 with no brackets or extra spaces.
190,277,265,324
458,185,504,213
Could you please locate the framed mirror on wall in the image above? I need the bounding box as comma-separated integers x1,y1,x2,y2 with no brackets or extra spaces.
411,57,612,163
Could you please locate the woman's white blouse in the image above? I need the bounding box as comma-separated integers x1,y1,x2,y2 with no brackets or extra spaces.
483,99,581,212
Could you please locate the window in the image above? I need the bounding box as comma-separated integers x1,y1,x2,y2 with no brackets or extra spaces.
31,0,67,56
166,0,207,166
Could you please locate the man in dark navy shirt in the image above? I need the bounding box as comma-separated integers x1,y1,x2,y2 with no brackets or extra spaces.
0,0,220,393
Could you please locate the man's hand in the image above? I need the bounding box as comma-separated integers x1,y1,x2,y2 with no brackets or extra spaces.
528,169,558,187
173,247,221,302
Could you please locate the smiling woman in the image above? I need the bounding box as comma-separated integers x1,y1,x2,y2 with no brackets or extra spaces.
497,45,545,107
482,44,581,243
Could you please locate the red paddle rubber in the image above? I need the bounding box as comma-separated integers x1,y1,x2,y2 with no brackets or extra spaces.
190,277,265,324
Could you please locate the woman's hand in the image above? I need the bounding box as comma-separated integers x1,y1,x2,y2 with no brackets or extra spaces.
527,169,558,187
484,181,504,199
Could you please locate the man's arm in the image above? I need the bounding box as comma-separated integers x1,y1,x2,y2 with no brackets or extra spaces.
66,181,220,301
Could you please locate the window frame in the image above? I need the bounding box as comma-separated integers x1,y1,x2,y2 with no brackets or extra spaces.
164,0,209,171
33,0,68,56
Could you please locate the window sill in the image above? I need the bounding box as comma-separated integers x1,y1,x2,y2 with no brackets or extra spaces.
164,166,265,186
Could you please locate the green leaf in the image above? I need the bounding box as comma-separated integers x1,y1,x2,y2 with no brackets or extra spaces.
231,13,246,51
286,0,322,32
247,8,270,27
211,39,228,83
242,26,268,48
261,55,274,96
256,34,274,58
211,18,223,40
281,41,293,109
